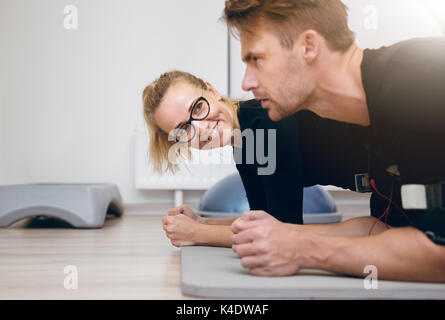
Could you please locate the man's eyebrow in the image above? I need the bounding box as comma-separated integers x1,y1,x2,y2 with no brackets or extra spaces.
173,99,196,129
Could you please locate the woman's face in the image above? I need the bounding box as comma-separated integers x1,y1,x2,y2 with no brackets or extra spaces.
154,81,234,149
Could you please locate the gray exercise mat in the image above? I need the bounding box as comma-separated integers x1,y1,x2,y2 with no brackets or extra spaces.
181,246,445,299
0,183,123,228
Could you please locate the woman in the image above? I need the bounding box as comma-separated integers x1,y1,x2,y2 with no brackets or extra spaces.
142,70,369,248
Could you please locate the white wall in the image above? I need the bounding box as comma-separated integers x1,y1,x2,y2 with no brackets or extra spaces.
0,0,227,205
0,103,3,183
1,0,444,206
343,0,443,48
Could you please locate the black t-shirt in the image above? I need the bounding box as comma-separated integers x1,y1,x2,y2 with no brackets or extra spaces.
234,99,368,224
359,37,445,239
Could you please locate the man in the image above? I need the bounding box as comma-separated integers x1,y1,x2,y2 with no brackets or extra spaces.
222,0,445,282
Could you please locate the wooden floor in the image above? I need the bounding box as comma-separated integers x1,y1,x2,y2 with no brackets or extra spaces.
0,215,190,299
0,202,369,300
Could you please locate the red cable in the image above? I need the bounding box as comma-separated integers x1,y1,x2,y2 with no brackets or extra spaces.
369,179,393,235
384,184,393,229
387,196,412,224
370,178,412,225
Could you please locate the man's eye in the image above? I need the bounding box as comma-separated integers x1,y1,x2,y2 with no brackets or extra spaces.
252,57,260,65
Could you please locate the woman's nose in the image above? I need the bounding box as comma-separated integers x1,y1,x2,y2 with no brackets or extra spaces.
192,120,210,135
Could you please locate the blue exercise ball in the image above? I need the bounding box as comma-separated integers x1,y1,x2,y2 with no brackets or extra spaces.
199,172,337,214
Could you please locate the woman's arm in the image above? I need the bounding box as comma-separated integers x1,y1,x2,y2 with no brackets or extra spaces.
200,217,237,226
163,205,235,247
168,204,235,225
194,223,234,247
234,210,389,237
163,214,233,247
255,114,306,224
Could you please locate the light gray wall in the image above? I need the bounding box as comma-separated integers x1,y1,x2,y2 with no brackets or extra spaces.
0,103,3,184
344,0,443,48
1,0,443,205
0,0,227,204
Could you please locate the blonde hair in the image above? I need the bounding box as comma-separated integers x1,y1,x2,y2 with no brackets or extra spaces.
223,0,355,52
142,70,239,173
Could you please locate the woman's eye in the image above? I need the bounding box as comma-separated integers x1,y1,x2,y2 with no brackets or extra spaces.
193,103,203,115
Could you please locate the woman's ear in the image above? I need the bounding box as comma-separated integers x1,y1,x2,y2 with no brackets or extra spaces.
205,82,222,101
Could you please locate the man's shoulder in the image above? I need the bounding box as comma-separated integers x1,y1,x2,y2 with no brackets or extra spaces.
362,38,445,183
362,37,445,110
364,37,445,71
393,37,445,61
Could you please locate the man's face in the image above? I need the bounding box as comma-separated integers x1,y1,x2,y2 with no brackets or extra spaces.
240,23,314,121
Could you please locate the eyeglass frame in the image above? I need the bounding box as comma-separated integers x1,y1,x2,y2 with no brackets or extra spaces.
168,95,211,144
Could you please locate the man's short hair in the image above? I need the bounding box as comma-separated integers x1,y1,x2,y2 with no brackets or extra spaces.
223,0,355,52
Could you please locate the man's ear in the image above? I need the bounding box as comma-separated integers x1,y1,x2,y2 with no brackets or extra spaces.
298,29,320,64
205,82,222,100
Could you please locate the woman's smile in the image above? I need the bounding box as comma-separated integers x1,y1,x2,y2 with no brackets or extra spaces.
200,120,221,145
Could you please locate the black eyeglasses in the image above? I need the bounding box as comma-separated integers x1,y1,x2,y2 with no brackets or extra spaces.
169,96,211,143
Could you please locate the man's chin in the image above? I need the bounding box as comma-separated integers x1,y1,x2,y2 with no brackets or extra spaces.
267,108,285,122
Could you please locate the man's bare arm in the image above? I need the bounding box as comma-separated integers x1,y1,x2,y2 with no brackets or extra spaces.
232,213,445,282
302,226,445,282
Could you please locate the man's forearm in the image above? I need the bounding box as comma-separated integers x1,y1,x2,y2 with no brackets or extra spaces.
301,226,445,282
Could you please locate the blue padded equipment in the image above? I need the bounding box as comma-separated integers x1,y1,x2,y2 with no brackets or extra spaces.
197,172,341,224
200,173,250,214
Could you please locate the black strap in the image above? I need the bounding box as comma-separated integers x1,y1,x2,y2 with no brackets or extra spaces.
427,182,445,210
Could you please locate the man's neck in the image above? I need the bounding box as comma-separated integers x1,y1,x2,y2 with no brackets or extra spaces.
307,44,370,126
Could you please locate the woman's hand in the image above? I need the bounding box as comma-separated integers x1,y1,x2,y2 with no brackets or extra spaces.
162,214,202,247
167,204,205,223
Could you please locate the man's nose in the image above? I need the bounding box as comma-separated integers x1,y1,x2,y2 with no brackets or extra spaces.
242,66,259,92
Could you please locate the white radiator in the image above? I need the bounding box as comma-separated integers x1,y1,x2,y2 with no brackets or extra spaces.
134,129,237,206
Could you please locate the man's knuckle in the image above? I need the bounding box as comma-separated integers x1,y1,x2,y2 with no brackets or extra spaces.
254,228,264,238
259,241,269,253
241,258,250,268
264,254,274,265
